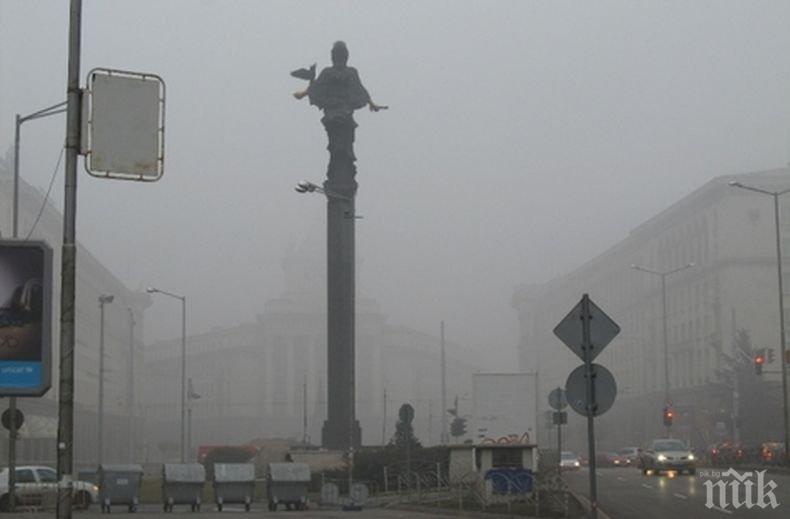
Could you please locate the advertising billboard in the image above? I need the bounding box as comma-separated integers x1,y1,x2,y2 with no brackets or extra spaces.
0,240,53,396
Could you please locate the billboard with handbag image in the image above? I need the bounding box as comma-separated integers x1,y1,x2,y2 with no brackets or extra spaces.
0,240,52,396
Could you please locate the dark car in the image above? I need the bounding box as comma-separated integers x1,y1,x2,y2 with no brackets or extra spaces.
596,452,622,467
709,441,746,466
617,447,640,467
760,442,785,465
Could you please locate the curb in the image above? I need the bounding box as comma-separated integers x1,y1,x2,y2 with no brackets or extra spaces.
389,503,530,518
569,490,613,519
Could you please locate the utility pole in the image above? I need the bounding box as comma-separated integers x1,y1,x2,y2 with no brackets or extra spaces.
127,308,136,462
382,389,387,445
302,377,308,445
97,295,114,466
440,321,448,444
57,2,83,517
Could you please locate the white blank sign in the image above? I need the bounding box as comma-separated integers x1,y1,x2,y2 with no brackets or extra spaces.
86,70,164,180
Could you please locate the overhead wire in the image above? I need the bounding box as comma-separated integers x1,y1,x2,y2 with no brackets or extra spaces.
24,141,65,241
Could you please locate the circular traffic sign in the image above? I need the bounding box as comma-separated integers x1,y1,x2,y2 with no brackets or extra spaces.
2,408,24,431
548,387,568,410
565,363,617,417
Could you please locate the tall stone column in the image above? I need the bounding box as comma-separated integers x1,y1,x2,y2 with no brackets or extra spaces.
322,173,361,449
293,40,386,450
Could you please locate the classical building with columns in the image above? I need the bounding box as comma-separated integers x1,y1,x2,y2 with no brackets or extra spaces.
513,167,790,452
142,244,481,459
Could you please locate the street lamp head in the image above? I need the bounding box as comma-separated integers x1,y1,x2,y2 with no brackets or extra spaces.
728,180,741,187
630,264,638,269
99,294,114,304
146,286,158,294
688,262,696,268
295,180,317,194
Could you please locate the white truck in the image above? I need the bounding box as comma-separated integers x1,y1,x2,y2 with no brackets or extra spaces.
0,466,98,511
472,373,538,445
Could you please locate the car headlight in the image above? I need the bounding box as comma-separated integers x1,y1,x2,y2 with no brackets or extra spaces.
657,454,667,461
574,461,580,467
92,485,99,492
688,454,695,461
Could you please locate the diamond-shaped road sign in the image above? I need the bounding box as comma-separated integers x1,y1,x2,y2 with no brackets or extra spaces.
553,294,620,362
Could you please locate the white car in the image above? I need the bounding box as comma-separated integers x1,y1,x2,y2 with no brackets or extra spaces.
639,439,696,475
560,451,581,471
0,466,98,511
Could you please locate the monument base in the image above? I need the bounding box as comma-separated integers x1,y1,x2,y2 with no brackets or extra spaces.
322,419,361,450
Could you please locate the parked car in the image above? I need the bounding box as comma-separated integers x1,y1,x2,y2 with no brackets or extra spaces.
760,442,785,465
709,441,747,466
639,439,696,475
560,451,581,471
596,452,621,467
0,466,98,511
617,447,640,467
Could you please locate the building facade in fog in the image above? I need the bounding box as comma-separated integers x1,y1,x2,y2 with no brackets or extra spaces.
0,151,150,467
142,244,480,458
513,167,790,451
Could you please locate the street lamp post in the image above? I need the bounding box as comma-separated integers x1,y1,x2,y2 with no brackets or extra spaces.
147,286,187,462
729,180,790,463
97,294,114,466
7,100,66,513
631,262,695,437
127,308,136,462
187,378,201,463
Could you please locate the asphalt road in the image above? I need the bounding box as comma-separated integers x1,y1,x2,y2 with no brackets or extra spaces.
14,504,464,519
565,466,790,518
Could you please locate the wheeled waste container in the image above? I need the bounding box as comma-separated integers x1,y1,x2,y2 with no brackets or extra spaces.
162,463,205,512
97,464,143,513
212,463,256,512
266,462,311,511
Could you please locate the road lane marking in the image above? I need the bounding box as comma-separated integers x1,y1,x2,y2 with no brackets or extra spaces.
616,476,626,482
673,493,687,500
641,483,653,489
710,505,733,515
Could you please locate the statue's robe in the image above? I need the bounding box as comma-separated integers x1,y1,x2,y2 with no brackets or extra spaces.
308,65,371,180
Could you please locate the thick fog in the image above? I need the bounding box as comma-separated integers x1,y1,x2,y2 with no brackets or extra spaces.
2,0,790,364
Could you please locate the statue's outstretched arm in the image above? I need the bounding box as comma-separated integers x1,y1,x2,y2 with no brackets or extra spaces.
293,81,312,100
368,100,388,112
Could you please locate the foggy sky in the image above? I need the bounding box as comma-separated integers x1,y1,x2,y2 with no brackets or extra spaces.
2,0,790,367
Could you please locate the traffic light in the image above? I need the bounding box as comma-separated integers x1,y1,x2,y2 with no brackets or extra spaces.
767,348,775,364
663,406,674,427
754,350,766,375
450,417,467,438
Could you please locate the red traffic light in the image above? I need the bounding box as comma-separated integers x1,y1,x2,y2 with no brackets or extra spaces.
662,407,674,427
755,354,765,365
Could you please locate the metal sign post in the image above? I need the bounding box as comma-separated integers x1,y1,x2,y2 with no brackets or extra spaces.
581,295,598,519
549,387,567,473
554,294,620,519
